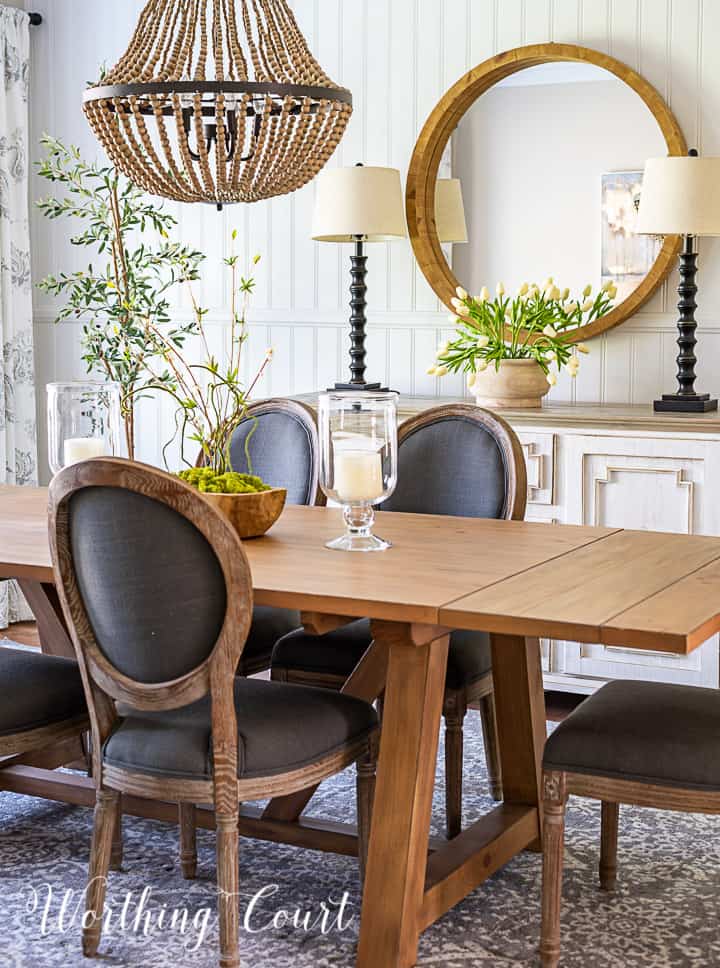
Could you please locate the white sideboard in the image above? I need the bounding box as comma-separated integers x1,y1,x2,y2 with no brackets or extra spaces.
397,399,720,695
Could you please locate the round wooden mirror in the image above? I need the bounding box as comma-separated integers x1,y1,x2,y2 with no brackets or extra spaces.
406,43,687,343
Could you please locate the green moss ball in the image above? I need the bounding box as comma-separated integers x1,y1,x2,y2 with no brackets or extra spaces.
178,467,271,494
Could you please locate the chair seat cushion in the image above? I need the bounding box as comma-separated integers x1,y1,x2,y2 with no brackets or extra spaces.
0,649,86,736
104,677,377,782
544,679,720,791
237,606,301,675
271,619,492,690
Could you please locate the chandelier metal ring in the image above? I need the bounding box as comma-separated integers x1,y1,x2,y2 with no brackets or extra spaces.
83,83,353,114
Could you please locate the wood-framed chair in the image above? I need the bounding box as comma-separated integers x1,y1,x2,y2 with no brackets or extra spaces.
48,458,379,968
271,403,527,837
540,678,720,967
0,646,89,767
0,647,119,868
175,397,327,881
219,398,325,678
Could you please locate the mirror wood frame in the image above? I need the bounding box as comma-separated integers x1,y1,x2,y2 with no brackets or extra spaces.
406,43,687,343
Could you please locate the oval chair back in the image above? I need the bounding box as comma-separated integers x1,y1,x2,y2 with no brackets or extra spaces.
225,399,324,506
383,404,527,521
48,458,253,777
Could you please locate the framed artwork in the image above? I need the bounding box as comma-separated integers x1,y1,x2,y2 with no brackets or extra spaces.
601,170,661,302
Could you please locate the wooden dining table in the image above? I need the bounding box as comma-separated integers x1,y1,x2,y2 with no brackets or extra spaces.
3,483,720,967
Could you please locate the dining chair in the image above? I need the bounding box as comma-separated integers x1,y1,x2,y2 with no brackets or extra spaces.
271,403,527,837
221,398,325,678
48,458,379,968
0,646,123,869
540,678,720,966
0,646,89,765
174,397,326,881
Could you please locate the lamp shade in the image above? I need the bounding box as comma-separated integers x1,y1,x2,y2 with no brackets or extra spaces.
435,178,468,243
312,166,407,242
635,156,720,236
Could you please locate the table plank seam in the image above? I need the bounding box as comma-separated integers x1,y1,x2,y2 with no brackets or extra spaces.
598,549,720,639
436,528,624,613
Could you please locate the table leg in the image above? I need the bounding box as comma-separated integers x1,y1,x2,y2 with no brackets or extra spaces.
16,579,74,659
357,621,449,968
489,635,546,819
407,638,544,938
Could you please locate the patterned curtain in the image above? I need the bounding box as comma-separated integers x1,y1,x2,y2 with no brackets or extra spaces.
0,7,34,628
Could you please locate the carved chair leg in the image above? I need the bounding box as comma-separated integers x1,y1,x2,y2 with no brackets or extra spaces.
540,771,567,968
600,800,619,891
179,802,198,880
110,799,123,871
356,738,378,884
83,789,120,958
478,689,503,801
443,694,466,840
81,729,93,775
216,811,240,968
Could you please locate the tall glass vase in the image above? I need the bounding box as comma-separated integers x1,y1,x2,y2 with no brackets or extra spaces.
318,391,398,551
47,382,122,476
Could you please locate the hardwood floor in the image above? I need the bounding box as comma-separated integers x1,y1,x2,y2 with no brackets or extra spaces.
470,691,584,725
1,621,40,649
544,691,586,722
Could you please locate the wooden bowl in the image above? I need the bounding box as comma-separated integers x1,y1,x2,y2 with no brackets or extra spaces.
202,488,287,539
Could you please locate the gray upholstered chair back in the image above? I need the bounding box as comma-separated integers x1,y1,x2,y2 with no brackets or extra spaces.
227,400,322,506
382,405,526,520
68,486,227,684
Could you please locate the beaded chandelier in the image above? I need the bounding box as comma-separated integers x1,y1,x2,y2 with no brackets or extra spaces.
83,0,352,206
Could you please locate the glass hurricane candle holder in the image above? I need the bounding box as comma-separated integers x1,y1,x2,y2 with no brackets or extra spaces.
318,391,398,551
47,382,122,476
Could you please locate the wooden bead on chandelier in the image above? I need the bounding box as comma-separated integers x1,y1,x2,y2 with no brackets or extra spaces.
82,0,352,206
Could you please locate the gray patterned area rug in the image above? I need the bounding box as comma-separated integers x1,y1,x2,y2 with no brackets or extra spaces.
1,710,719,967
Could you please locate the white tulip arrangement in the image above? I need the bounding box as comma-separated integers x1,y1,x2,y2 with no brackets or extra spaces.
428,279,617,386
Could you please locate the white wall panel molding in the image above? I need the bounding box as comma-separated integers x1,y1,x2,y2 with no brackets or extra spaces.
28,0,720,473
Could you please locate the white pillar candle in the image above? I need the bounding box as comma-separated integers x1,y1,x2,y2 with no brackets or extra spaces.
334,449,384,503
63,437,106,466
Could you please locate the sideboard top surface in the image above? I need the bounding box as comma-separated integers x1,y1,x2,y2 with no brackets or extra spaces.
295,394,720,435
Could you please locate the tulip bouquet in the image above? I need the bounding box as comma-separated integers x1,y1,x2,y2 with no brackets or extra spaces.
428,278,616,388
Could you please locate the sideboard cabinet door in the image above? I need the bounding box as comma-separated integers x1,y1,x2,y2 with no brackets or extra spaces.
553,433,720,689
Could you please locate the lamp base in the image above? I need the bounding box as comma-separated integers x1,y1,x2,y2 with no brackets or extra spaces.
658,236,717,415
330,380,388,392
654,393,718,413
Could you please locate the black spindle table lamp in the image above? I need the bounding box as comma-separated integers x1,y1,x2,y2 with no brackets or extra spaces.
636,151,720,413
312,164,407,391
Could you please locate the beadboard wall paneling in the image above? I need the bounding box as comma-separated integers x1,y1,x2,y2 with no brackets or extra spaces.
28,0,718,478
